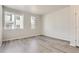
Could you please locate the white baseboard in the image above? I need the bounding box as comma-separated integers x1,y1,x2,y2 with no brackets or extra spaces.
43,34,70,42
70,43,76,47
2,34,41,41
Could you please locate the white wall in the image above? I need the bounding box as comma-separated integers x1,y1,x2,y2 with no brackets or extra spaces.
0,5,2,46
42,7,75,42
3,7,42,41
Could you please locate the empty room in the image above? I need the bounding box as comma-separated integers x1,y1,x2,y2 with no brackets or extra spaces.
0,5,79,53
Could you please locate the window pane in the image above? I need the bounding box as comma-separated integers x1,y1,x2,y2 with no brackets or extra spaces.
20,16,24,29
31,16,36,29
15,15,23,29
4,11,24,30
4,12,13,29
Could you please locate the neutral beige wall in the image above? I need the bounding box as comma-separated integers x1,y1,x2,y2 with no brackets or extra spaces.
3,7,42,41
42,7,75,42
0,5,2,45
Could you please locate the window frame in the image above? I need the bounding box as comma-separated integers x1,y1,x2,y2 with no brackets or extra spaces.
4,11,24,30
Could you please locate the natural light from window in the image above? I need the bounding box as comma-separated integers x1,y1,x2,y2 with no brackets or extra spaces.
4,11,24,30
31,16,36,30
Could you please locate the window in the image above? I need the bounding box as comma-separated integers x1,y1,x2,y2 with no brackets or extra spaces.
4,11,24,30
31,16,36,29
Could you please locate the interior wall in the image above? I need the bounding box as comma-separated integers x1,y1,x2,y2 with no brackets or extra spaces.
42,7,75,42
0,5,2,45
3,7,42,41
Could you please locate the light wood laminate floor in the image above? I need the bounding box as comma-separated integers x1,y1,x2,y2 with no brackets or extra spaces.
0,35,79,53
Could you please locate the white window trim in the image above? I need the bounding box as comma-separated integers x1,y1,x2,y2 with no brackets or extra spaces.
4,11,24,30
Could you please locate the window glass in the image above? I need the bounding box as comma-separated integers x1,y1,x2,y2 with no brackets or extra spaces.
4,11,24,30
31,16,36,29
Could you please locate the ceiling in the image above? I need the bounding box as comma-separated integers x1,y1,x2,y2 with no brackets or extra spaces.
4,5,69,15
